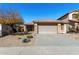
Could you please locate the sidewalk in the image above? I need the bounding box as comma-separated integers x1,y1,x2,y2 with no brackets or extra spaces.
0,46,79,55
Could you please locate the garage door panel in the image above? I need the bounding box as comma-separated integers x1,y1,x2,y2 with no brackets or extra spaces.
39,26,57,34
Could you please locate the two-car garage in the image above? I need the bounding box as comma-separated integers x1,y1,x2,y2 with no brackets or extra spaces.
27,20,68,34
38,25,57,34
25,20,69,34
34,20,58,34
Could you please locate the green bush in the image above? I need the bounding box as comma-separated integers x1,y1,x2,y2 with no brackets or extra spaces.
27,35,33,38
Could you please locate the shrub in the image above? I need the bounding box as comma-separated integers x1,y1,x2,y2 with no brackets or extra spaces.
22,38,31,43
27,35,33,38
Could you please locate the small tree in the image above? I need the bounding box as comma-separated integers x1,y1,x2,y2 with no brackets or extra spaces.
0,8,24,24
6,9,24,24
6,9,24,32
0,8,24,33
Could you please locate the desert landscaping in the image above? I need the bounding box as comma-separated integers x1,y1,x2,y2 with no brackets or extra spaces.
0,34,35,47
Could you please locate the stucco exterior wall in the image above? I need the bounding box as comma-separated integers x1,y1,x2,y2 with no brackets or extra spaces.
0,24,2,36
57,24,62,33
57,24,69,34
68,11,79,20
68,13,73,20
63,24,68,33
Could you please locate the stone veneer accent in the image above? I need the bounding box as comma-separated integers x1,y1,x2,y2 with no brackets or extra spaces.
57,23,62,33
57,24,67,34
23,25,27,32
34,23,38,34
63,24,67,33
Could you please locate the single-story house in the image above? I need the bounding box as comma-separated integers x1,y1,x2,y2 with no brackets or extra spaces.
24,10,79,34
1,10,79,36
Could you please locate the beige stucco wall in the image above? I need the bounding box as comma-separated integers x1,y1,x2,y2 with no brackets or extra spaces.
68,13,73,20
63,24,67,33
68,11,79,20
57,24,62,33
61,12,78,21
57,24,68,34
24,25,27,32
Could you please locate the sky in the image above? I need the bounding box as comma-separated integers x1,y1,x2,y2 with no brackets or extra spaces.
0,3,79,23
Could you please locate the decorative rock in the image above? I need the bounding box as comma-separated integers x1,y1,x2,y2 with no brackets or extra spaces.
22,38,31,43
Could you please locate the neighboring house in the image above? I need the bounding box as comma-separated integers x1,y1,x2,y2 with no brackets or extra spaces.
24,10,79,34
57,10,79,33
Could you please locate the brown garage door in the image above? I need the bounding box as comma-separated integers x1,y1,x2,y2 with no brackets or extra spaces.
38,25,57,34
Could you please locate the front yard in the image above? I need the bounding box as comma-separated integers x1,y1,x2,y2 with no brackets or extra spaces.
0,34,35,47
0,33,79,47
0,33,79,54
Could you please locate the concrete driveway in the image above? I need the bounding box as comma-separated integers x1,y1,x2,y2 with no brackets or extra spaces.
34,34,79,46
